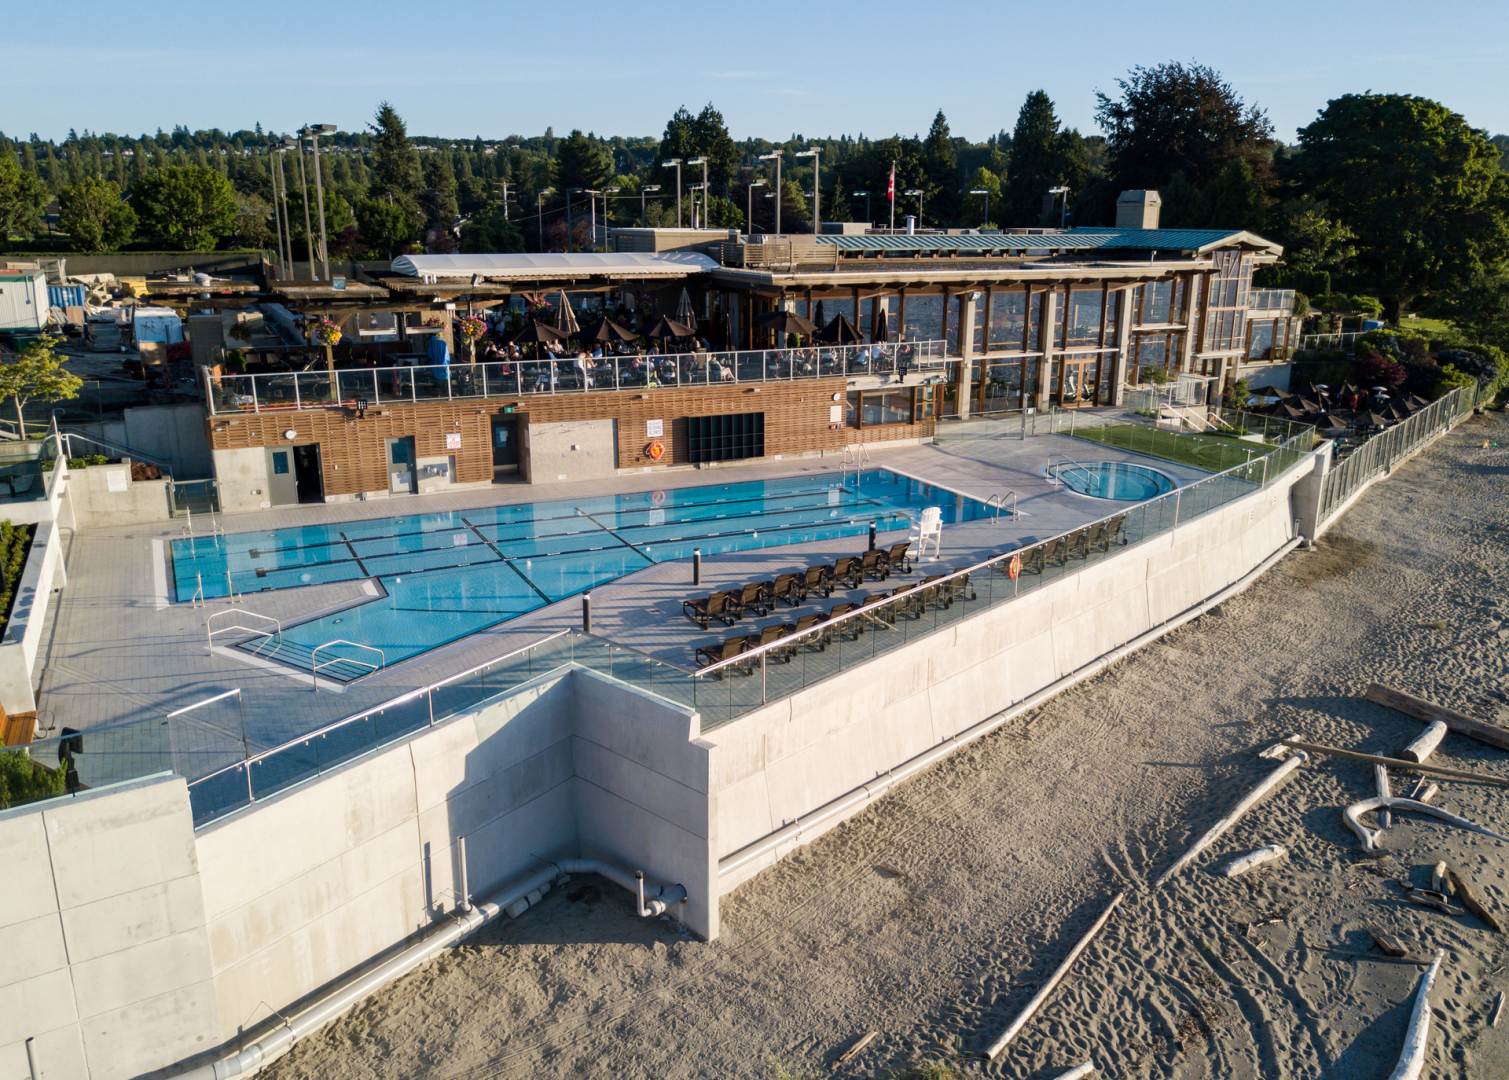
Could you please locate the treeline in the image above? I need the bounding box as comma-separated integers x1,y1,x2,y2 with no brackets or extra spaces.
2,61,1508,348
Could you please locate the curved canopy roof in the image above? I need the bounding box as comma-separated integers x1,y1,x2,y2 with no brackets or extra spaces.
816,228,1281,257
391,251,718,282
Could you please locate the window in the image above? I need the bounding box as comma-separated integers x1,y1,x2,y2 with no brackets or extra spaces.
988,287,1029,351
981,359,1024,412
686,413,765,463
1064,288,1103,345
271,451,289,475
1200,251,1251,352
847,389,917,428
1131,332,1184,382
1247,319,1276,360
1136,280,1174,324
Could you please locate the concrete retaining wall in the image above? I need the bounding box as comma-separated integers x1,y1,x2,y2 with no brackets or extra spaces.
0,775,216,1080
708,468,1303,890
66,465,172,528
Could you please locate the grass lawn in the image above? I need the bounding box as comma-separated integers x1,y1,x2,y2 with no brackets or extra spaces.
1072,424,1270,473
1403,315,1454,337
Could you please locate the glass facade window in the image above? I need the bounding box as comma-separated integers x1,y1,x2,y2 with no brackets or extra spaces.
1248,319,1276,360
903,293,944,344
1132,332,1184,382
981,359,1024,412
1103,289,1122,348
1135,280,1174,324
1200,251,1252,352
989,288,1029,350
1026,290,1043,352
847,388,916,428
1064,288,1103,345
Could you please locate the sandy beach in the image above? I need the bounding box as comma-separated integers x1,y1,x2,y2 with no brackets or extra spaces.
267,410,1509,1079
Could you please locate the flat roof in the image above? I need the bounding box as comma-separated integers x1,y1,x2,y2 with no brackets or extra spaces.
816,228,1282,257
391,251,718,282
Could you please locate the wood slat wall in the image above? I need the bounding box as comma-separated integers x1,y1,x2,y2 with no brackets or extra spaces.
208,379,931,496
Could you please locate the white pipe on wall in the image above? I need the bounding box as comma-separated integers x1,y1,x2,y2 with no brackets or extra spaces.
180,858,684,1080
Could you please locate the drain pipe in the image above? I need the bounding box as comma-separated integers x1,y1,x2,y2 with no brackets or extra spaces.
179,858,685,1079
720,534,1305,879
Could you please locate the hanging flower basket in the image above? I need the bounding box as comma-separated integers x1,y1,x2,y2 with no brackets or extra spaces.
457,314,487,343
309,317,343,347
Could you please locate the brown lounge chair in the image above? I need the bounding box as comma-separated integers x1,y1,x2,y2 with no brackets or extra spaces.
940,573,976,606
695,635,750,674
802,564,835,598
769,572,806,607
775,611,831,657
889,580,926,620
828,600,869,641
730,581,772,618
1100,515,1128,550
683,590,737,629
832,556,863,590
858,548,890,582
881,541,911,576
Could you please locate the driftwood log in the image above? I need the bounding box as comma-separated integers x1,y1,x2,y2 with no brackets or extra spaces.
1401,721,1449,764
1048,1065,1095,1080
1366,683,1509,752
1282,738,1509,789
1219,845,1288,879
1386,951,1444,1080
832,1031,877,1069
1446,867,1504,934
1155,754,1305,888
1343,795,1509,852
985,891,1126,1061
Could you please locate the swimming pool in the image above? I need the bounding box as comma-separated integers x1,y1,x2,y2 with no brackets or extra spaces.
1051,461,1176,501
172,469,991,681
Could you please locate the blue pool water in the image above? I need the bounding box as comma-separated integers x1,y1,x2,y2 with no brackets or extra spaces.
171,469,990,680
1052,461,1176,501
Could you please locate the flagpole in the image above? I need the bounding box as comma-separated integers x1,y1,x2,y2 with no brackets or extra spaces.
888,161,896,232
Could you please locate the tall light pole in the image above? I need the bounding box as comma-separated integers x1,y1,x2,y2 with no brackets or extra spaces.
746,179,767,233
269,144,290,278
853,190,870,224
599,186,619,248
292,132,315,281
758,150,782,234
794,146,821,234
969,187,990,228
306,123,335,281
639,184,660,226
904,189,924,228
661,159,683,227
536,187,554,251
1049,185,1070,228
687,156,707,227
566,189,579,252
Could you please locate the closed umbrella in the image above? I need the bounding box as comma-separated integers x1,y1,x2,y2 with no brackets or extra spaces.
870,301,890,343
553,291,579,337
674,288,698,334
814,300,826,330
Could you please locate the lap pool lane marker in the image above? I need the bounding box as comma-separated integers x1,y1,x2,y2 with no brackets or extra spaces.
459,516,553,603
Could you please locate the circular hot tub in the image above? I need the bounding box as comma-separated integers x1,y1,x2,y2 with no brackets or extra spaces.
1049,460,1176,501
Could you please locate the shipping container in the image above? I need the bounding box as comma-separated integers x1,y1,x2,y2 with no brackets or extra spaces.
0,270,48,332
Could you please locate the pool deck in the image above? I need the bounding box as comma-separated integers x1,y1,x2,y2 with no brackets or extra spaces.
35,428,1208,772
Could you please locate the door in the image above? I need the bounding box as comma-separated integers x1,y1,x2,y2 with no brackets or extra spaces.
293,443,324,503
1059,357,1098,409
491,415,519,476
265,447,299,506
386,436,417,494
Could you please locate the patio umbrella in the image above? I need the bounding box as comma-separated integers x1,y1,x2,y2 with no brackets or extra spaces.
720,310,735,351
674,287,698,334
510,319,567,345
646,313,694,340
1248,384,1291,399
1314,412,1351,431
581,318,636,344
1295,396,1324,414
814,300,826,329
817,312,863,345
1276,401,1307,419
870,302,890,343
553,291,579,337
1359,410,1389,429
757,308,817,338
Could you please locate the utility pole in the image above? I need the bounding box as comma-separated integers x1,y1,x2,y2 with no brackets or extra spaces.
269,145,289,278
687,156,708,228
307,124,335,282
292,133,315,281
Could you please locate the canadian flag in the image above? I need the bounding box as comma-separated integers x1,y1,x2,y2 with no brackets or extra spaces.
887,162,896,202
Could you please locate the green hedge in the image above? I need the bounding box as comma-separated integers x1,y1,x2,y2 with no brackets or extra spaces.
0,749,65,810
0,521,35,638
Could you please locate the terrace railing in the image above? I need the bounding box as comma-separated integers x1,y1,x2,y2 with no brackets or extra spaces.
1298,330,1363,352
1247,289,1296,312
1318,384,1476,522
205,340,949,415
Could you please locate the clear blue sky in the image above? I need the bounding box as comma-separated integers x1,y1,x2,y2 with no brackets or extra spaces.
5,0,1506,143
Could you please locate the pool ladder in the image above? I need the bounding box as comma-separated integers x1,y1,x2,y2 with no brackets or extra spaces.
311,640,386,690
1048,455,1097,489
984,491,1018,522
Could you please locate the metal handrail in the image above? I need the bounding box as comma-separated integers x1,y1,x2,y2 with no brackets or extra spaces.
60,430,175,475
206,339,950,415
311,639,386,688
188,630,574,791
207,608,281,655
1048,455,1097,487
984,491,1018,522
692,443,1307,680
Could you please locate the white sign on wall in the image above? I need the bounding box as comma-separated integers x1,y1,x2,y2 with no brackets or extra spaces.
445,432,462,450
105,468,128,493
646,419,664,438
829,405,843,424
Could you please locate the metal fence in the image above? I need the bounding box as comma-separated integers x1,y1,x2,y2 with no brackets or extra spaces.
168,478,220,516
1318,385,1476,522
205,339,949,415
1297,330,1363,352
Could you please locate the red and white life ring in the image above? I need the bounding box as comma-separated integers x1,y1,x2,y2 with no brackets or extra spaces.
645,440,666,462
1006,553,1023,580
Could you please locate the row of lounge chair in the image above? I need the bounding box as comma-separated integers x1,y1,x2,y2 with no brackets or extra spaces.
1005,515,1128,576
682,542,913,630
694,570,978,673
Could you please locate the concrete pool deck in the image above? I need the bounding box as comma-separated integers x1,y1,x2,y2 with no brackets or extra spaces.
34,426,1208,774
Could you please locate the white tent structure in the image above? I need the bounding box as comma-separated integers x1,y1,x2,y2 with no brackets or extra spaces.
390,252,717,284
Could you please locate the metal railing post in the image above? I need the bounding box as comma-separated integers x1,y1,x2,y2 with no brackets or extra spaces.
1171,489,1181,529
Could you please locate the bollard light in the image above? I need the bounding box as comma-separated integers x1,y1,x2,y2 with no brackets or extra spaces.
693,548,702,586
582,592,592,634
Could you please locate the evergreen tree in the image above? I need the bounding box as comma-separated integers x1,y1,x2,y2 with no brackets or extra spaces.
0,149,48,239
130,164,238,249
420,152,459,230
369,102,422,203
921,109,958,222
57,177,136,252
554,130,612,192
1003,91,1078,226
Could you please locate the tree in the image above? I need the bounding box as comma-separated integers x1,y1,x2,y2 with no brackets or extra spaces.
0,335,82,437
229,192,273,249
357,196,419,258
1293,93,1509,322
1270,195,1356,282
130,165,238,249
554,130,613,193
702,194,743,229
369,102,422,203
420,152,458,231
57,177,136,252
0,149,48,240
965,166,1001,226
921,109,958,222
690,104,740,196
1003,91,1082,226
1095,62,1276,192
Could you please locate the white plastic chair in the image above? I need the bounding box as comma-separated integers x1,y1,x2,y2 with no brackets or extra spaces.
911,506,942,560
